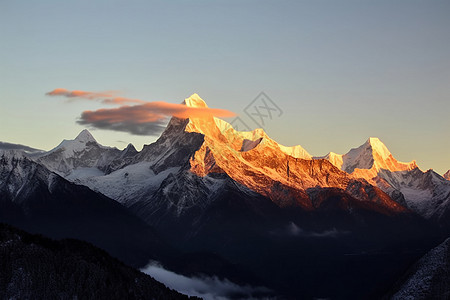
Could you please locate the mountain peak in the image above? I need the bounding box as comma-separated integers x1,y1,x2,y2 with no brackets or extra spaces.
183,93,208,108
444,170,450,181
123,143,137,154
125,143,136,151
315,152,344,169
366,137,391,160
338,137,417,178
119,143,138,159
74,129,97,143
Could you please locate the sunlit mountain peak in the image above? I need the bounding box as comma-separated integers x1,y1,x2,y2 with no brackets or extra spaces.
183,93,208,108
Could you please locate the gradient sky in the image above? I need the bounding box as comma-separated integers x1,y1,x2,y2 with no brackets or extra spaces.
1,0,449,174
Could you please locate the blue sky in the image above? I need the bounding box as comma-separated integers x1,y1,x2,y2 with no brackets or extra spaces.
1,0,449,173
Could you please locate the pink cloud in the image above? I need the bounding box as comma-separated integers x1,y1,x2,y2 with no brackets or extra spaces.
46,88,236,135
78,102,235,135
46,88,146,105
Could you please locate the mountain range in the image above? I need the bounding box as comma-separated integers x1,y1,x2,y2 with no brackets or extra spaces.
27,94,450,226
1,93,449,299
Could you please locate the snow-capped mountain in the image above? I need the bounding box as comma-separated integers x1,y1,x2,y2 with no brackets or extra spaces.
316,137,417,179
0,149,57,205
62,117,203,206
319,138,450,220
183,99,401,211
37,129,123,176
375,168,450,220
68,94,402,214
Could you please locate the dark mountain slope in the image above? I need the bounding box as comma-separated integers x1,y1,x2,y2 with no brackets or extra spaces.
384,237,450,300
0,151,170,267
0,223,196,300
130,169,439,299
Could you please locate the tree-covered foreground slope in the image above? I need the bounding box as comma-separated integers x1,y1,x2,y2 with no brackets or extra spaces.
0,223,197,300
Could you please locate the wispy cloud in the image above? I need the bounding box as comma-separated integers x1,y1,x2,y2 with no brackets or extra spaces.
141,262,272,300
76,102,234,135
46,88,146,105
46,88,235,136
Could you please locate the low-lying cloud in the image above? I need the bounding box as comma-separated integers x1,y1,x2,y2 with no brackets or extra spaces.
270,222,349,238
141,262,272,300
46,88,235,136
287,222,345,238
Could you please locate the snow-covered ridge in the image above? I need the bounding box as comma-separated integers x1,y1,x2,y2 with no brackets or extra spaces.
341,137,417,175
314,136,448,219
36,129,124,176
313,152,344,169
0,142,44,155
0,148,58,202
211,112,311,159
182,93,208,108
181,95,449,218
182,94,403,211
45,129,115,158
315,137,418,183
66,163,180,206
179,96,312,160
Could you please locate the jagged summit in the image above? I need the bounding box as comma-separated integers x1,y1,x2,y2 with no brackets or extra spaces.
318,137,417,180
311,138,450,219
342,137,416,175
37,129,121,176
48,130,101,156
74,129,97,143
124,143,137,152
180,94,312,160
183,93,208,108
120,143,138,159
366,137,392,160
315,152,344,169
161,96,400,211
178,94,313,160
